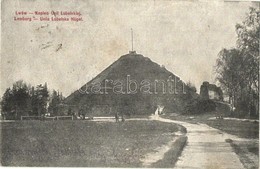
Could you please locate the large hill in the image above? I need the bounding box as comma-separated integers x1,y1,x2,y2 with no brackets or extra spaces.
64,51,195,116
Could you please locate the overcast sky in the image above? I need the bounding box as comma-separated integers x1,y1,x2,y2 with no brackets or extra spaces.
1,0,258,97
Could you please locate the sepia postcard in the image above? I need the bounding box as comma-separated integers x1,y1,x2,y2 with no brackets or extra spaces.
0,0,259,168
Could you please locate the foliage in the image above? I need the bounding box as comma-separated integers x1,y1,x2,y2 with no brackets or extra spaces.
1,81,31,119
1,81,49,120
48,90,63,116
35,83,49,116
183,98,216,114
215,7,259,118
186,81,197,93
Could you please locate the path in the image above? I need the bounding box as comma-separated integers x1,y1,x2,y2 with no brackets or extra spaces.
77,116,253,168
152,116,247,169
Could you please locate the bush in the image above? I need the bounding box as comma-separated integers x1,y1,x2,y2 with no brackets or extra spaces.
184,99,216,114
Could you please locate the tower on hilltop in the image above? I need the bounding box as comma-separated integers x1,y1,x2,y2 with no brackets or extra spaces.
129,28,136,54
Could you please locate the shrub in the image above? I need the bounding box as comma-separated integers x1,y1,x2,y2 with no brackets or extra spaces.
184,99,216,114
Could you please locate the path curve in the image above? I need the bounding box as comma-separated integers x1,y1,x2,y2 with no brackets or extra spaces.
87,116,253,168
151,116,246,169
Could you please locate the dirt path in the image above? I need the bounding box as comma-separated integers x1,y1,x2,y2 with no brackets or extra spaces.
153,116,247,169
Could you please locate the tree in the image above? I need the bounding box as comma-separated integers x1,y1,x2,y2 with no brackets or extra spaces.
30,86,38,116
35,83,49,116
1,80,31,119
215,7,259,118
1,81,57,119
1,88,14,119
236,7,259,59
48,90,62,116
236,7,259,117
216,49,242,106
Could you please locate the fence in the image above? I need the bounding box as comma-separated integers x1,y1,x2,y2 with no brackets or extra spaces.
56,116,74,120
21,116,43,120
21,116,74,121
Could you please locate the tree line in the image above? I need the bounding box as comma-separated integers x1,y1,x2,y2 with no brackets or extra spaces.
215,7,259,118
1,80,64,120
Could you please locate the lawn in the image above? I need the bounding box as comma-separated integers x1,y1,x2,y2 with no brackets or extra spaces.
0,120,185,167
226,139,259,169
204,119,259,139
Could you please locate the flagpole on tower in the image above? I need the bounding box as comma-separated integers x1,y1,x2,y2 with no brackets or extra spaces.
131,28,134,51
130,28,136,54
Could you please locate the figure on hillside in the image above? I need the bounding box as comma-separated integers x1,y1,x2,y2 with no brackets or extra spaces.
68,108,72,116
115,112,119,122
78,108,85,120
121,114,125,122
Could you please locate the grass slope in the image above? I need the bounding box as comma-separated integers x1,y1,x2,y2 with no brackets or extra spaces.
151,135,187,168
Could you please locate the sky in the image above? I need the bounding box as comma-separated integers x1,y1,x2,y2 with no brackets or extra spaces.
1,0,258,97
